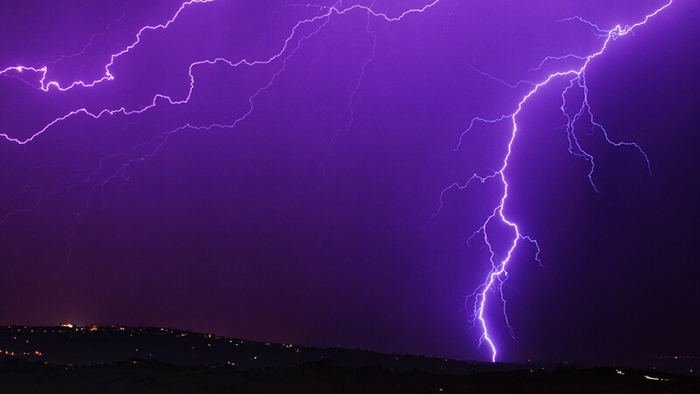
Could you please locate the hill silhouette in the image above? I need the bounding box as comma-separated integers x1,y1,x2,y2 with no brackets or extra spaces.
0,325,697,393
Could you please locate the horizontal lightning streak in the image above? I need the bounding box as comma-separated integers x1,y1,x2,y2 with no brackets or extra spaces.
0,0,441,146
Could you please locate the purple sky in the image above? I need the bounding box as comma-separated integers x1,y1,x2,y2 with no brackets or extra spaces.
0,0,698,364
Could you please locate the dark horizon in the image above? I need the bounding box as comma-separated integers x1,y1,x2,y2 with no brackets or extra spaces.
3,325,697,394
2,323,698,377
0,0,698,366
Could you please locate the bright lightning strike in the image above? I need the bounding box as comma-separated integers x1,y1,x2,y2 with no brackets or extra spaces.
452,1,674,362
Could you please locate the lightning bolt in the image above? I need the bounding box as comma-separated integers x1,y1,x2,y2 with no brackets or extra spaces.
450,1,674,362
0,0,677,362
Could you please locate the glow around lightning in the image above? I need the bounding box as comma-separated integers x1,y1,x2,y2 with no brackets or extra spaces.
458,1,673,362
0,0,675,362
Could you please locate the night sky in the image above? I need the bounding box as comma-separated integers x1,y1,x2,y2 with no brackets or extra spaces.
0,0,698,365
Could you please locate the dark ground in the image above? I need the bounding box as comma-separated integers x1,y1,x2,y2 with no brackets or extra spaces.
1,326,698,393
1,358,699,394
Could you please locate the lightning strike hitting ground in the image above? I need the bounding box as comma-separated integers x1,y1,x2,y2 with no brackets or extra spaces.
0,0,677,362
452,1,673,362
